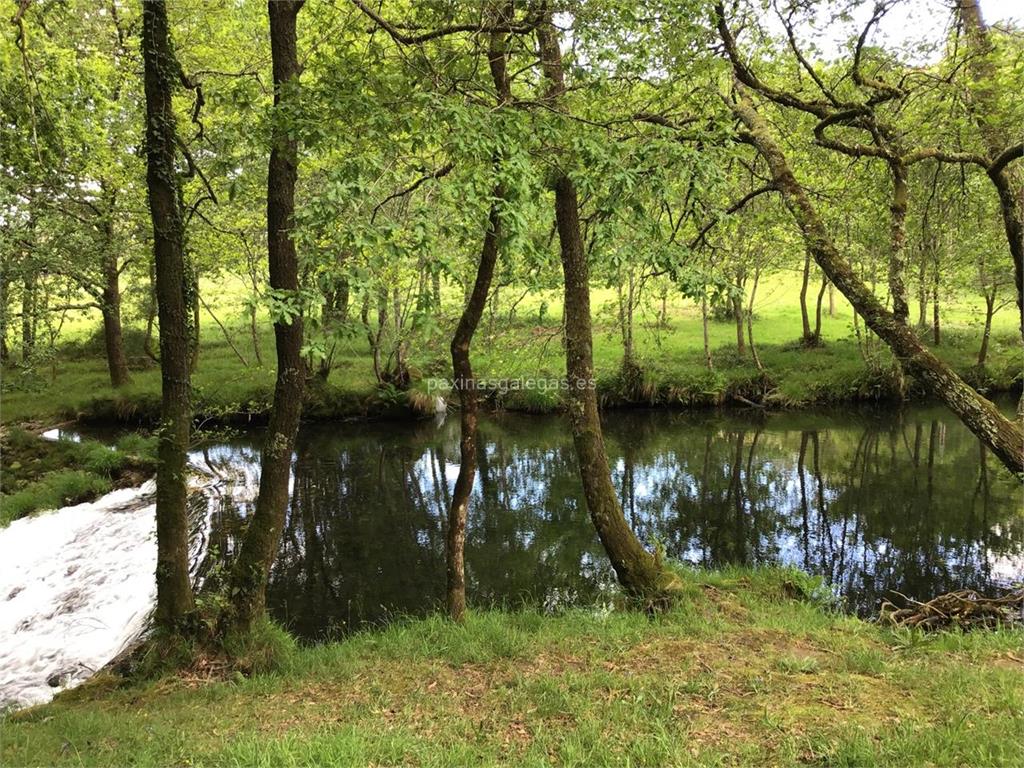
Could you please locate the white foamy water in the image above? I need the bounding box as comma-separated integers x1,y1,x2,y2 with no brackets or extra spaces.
0,455,261,712
0,482,158,710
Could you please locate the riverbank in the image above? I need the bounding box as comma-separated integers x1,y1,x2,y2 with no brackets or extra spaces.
2,567,1021,766
0,428,156,528
1,325,1019,428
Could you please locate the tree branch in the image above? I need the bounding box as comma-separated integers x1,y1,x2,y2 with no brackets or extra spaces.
371,162,455,223
350,0,538,46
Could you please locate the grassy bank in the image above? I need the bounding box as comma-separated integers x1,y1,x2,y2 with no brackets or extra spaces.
1,283,1020,427
1,568,1021,766
0,429,156,527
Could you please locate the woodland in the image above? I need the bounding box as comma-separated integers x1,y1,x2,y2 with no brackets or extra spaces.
0,0,1023,765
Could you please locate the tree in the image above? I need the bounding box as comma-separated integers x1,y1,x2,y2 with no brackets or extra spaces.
537,12,680,601
227,0,308,634
141,0,195,631
444,12,513,622
730,87,1024,476
957,0,1024,346
2,1,145,387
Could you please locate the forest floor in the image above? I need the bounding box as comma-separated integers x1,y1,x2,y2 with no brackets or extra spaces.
1,277,1020,426
1,568,1022,767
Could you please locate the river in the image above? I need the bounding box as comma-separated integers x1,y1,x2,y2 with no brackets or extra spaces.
2,398,1022,708
199,398,1024,641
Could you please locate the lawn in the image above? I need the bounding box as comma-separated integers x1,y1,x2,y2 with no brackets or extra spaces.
1,567,1021,767
1,272,1019,425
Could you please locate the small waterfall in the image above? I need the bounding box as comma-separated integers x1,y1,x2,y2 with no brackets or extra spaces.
0,459,261,711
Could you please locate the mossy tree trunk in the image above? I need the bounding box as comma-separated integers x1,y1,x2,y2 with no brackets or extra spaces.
228,0,307,635
142,0,195,631
888,158,910,324
732,90,1024,476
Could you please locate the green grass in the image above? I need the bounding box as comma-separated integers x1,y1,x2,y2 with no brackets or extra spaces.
1,274,1020,425
0,428,156,527
2,567,1021,766
0,470,113,526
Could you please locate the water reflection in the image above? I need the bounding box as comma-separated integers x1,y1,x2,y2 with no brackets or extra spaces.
200,401,1024,641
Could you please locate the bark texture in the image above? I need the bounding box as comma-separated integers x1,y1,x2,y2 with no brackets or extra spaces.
733,91,1024,476
228,0,307,633
142,0,195,630
888,159,910,324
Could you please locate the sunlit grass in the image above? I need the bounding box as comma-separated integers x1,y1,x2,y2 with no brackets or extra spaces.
1,273,1019,425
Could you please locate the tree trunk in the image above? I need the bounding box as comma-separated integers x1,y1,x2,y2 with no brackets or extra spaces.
978,291,995,367
889,159,910,324
249,301,262,366
98,184,131,387
988,167,1024,343
747,268,764,372
733,92,1024,475
443,17,512,621
392,284,410,387
447,200,501,622
0,261,8,363
624,269,636,366
917,256,928,328
813,272,827,341
799,249,812,342
732,293,745,356
701,293,713,370
142,0,195,631
228,0,307,634
101,248,131,387
932,254,941,346
538,16,677,599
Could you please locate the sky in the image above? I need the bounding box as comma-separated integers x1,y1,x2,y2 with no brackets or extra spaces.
775,0,1022,62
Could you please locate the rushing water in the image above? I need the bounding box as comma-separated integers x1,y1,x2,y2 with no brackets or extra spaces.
193,399,1024,641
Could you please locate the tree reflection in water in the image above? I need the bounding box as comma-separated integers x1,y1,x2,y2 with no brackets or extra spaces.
201,400,1024,641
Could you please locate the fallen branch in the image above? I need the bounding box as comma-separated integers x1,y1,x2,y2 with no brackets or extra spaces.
879,589,1024,631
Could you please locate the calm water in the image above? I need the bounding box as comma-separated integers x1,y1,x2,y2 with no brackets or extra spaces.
197,400,1024,641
